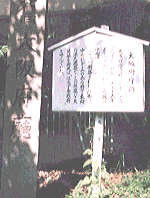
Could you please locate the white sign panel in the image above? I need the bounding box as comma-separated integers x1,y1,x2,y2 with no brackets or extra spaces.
52,31,145,112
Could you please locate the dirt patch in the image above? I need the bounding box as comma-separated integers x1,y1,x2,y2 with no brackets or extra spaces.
36,169,89,198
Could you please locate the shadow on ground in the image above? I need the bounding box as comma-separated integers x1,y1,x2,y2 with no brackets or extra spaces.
37,156,91,198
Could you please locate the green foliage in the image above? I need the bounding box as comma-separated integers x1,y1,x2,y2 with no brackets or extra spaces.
83,149,93,156
66,111,150,197
66,122,150,197
66,165,150,197
111,170,150,197
66,141,109,198
83,158,92,169
0,45,8,57
47,31,55,39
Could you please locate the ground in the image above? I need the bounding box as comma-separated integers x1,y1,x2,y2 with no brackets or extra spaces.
36,168,136,198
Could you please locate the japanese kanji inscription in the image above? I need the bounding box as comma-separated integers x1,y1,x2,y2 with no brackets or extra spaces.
1,0,46,196
51,31,145,112
11,114,31,139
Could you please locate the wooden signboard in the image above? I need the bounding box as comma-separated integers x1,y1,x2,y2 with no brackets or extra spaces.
48,27,149,112
48,26,149,196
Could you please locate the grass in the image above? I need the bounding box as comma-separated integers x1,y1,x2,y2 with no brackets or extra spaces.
66,167,150,198
106,169,150,198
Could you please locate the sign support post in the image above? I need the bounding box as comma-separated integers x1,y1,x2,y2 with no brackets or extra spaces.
92,112,104,196
92,26,107,196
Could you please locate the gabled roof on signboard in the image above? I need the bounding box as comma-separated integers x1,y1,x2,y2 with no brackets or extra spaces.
48,26,149,51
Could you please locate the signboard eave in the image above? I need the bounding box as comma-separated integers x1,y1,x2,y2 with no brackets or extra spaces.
48,26,149,51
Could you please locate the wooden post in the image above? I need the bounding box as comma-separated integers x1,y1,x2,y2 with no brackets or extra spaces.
1,0,46,197
92,25,109,197
92,112,104,196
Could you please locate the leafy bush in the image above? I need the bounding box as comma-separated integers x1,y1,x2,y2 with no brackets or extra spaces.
66,164,150,197
65,144,110,198
65,139,150,197
66,112,150,197
110,170,150,197
0,45,8,57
